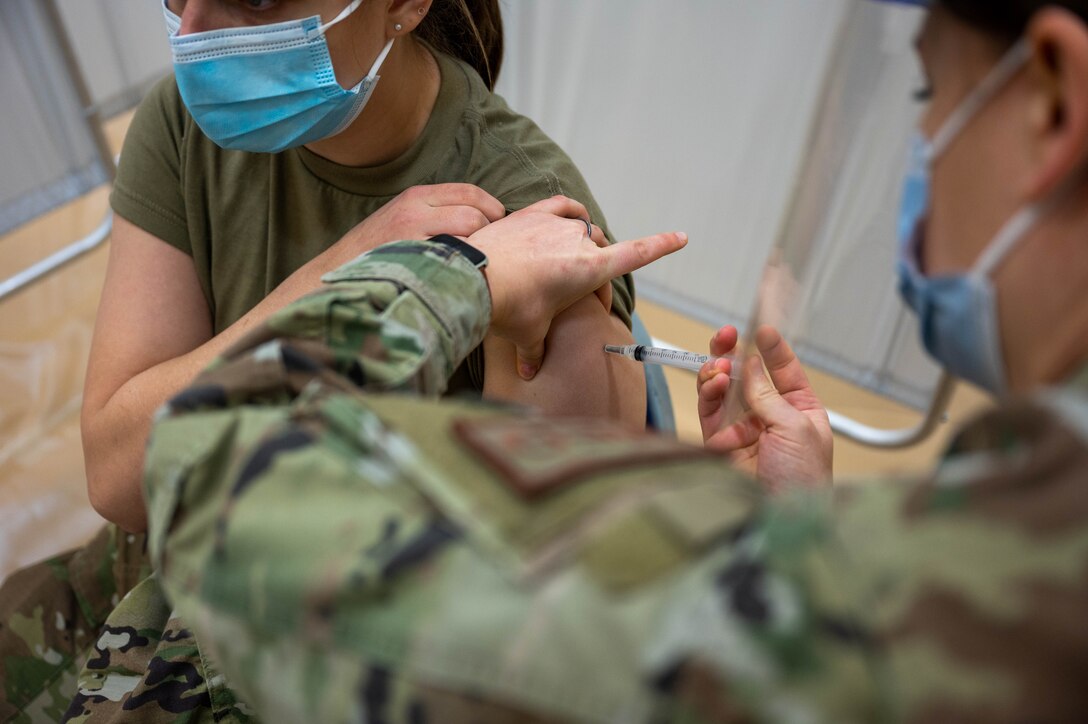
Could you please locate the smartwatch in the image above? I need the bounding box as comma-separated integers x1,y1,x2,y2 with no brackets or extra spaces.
428,234,488,270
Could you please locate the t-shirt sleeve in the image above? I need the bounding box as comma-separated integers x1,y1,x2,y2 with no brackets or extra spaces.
110,75,192,255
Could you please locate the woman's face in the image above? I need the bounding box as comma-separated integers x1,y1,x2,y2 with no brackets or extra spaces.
912,7,1034,276
167,0,389,89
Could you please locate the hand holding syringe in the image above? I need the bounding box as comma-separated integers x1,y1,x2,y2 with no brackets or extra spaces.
604,344,740,377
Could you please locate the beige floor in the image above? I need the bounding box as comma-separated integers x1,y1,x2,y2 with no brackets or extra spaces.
0,111,992,580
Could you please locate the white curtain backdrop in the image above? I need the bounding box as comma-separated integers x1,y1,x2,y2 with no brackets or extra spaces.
496,0,941,409
0,0,170,235
55,0,173,117
0,0,109,235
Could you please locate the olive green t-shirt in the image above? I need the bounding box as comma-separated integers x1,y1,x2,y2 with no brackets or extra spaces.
110,49,634,392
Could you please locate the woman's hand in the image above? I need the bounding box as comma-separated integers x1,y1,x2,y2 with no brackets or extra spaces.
467,195,687,379
319,183,505,271
697,325,832,492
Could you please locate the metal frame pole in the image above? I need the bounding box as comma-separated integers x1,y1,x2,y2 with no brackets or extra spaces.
40,0,117,183
826,372,957,449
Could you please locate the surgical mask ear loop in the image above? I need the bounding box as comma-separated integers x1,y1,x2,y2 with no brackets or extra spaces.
919,37,1033,279
970,204,1042,278
320,0,393,97
319,0,366,33
929,40,1033,160
947,40,1088,280
324,34,393,132
973,162,1088,278
319,0,393,87
364,38,395,79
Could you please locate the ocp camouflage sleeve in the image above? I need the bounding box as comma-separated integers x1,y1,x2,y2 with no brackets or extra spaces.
830,394,1088,723
176,239,493,409
141,240,889,723
139,240,1088,723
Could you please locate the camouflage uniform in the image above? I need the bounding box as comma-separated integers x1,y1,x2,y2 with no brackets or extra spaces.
0,527,150,723
8,240,1088,721
130,240,1086,722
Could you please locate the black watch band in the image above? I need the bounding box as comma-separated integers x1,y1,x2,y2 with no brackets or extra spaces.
428,234,488,270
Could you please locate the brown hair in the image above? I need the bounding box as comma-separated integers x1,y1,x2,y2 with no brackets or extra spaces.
941,0,1088,43
415,0,504,90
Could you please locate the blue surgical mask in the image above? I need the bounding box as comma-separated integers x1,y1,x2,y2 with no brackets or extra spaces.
896,39,1035,395
163,0,393,154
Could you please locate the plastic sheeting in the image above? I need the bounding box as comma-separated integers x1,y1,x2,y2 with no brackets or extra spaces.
0,188,112,580
740,1,941,409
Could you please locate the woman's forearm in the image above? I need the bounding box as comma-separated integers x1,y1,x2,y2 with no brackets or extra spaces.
81,260,330,532
82,348,220,532
82,240,498,532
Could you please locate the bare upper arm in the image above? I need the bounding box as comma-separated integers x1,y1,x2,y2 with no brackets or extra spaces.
82,215,212,414
481,296,647,430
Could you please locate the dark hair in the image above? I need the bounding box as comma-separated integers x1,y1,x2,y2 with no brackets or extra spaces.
415,0,504,90
941,0,1088,43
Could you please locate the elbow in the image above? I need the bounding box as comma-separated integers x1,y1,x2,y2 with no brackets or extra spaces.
82,412,149,533
85,463,148,534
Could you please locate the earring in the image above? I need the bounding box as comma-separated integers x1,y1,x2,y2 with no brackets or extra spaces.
394,22,403,31
418,6,426,14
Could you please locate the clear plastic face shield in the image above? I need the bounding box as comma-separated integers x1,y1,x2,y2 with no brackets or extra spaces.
720,0,937,435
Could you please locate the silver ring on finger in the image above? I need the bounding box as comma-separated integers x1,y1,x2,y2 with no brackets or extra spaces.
581,217,593,237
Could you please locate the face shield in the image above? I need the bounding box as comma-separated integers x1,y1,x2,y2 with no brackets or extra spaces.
721,0,943,440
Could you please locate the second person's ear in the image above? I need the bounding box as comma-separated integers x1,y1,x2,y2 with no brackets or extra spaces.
1024,7,1088,199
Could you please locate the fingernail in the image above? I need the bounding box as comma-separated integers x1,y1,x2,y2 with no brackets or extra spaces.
520,363,537,379
677,232,688,243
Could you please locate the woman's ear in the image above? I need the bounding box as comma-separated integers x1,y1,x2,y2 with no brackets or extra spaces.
387,0,433,36
1025,7,1088,198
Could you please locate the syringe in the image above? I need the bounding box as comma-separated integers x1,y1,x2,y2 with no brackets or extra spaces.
604,344,737,374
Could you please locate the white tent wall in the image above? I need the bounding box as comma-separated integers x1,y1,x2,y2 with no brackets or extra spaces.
497,0,848,331
0,0,170,236
0,0,111,236
55,0,173,118
495,0,942,410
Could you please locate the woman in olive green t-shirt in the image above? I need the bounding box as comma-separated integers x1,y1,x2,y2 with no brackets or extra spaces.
82,0,645,534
